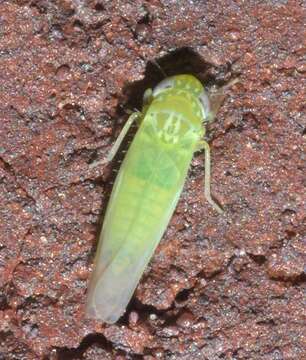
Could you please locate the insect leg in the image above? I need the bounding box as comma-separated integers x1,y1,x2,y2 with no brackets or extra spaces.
197,140,224,214
206,78,240,123
89,111,141,168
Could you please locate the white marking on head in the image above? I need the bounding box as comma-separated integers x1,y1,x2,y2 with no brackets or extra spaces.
153,78,175,97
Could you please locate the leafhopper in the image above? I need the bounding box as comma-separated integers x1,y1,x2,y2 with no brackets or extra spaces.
86,74,235,323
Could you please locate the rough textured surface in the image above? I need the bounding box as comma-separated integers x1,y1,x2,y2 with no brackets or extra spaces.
0,1,305,359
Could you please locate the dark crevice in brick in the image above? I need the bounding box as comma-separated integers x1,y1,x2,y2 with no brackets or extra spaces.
55,333,112,360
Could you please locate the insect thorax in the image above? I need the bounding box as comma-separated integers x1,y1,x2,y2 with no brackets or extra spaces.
144,90,204,145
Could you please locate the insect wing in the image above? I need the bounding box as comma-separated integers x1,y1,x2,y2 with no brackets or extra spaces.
86,118,196,323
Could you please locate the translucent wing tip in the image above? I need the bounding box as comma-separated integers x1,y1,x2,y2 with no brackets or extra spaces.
85,296,125,324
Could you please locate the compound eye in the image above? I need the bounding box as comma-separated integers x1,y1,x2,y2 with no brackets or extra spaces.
198,91,211,120
152,78,174,96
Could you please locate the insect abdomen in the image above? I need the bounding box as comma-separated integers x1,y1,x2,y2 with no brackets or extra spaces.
104,135,187,248
86,126,194,322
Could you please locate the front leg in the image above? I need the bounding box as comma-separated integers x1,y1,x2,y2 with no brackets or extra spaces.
89,111,142,169
204,78,240,123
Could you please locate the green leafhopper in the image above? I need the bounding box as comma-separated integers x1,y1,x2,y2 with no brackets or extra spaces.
86,74,236,323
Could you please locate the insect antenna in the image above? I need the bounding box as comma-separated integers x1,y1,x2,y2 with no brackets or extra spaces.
149,59,167,78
